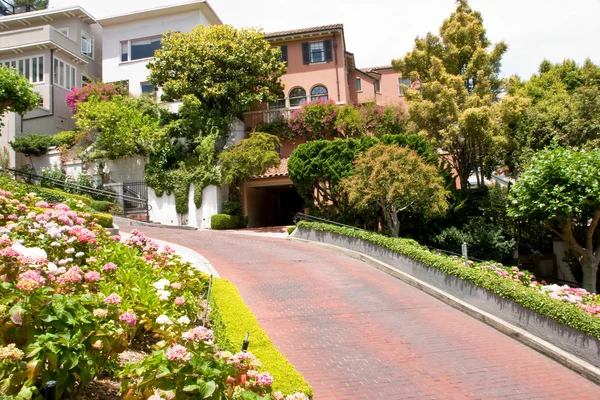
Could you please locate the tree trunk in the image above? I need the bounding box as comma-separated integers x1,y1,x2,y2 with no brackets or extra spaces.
380,200,400,237
580,257,599,294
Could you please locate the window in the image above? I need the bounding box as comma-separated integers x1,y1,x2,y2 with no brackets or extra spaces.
81,31,94,58
302,40,333,64
2,55,44,83
398,77,411,96
310,85,328,101
53,58,76,90
280,45,288,64
374,79,381,93
140,82,155,96
289,87,307,107
57,27,69,37
121,36,162,62
269,93,286,109
356,78,362,92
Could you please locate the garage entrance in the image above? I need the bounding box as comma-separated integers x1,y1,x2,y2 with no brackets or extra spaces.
244,180,304,228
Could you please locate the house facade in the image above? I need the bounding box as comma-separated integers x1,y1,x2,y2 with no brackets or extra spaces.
98,0,221,97
241,24,409,228
0,5,102,168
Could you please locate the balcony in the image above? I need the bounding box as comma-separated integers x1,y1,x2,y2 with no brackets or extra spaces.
0,0,36,16
0,25,85,63
243,107,299,128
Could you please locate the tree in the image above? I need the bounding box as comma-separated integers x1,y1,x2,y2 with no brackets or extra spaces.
508,147,600,293
148,25,285,116
506,59,600,172
0,67,41,133
9,1,49,10
219,132,281,184
342,144,449,237
74,95,161,160
392,0,508,189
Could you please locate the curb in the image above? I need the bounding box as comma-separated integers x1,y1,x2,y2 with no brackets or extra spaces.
291,236,600,386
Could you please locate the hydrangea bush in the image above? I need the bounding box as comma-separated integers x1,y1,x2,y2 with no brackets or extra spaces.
0,182,310,399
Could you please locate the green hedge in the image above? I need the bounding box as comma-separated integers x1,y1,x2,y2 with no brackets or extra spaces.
211,214,240,230
210,278,313,397
92,213,113,228
91,200,113,212
297,221,600,339
287,226,296,235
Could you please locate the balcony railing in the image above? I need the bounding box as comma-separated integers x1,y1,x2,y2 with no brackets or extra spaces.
243,107,299,127
0,25,81,60
0,0,37,16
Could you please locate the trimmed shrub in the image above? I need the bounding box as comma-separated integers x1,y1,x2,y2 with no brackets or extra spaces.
91,200,113,212
211,214,240,230
239,215,249,228
287,226,296,235
297,221,600,340
210,278,313,397
92,213,113,228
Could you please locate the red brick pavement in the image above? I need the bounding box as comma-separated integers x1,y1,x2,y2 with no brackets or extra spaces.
124,227,600,399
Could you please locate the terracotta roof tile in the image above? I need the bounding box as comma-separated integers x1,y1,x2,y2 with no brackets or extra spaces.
256,157,288,178
361,65,394,73
265,24,343,39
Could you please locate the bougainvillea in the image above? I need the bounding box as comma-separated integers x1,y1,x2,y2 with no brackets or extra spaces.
65,82,120,113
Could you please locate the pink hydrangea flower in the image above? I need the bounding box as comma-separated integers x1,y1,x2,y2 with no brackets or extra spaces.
119,312,137,326
182,326,214,342
84,271,101,282
103,293,122,305
16,270,46,292
57,267,83,284
165,344,192,362
174,297,186,306
35,201,49,208
55,203,70,212
102,262,117,272
255,372,274,387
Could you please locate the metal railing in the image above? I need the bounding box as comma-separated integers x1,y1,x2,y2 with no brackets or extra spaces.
3,167,150,220
0,0,37,16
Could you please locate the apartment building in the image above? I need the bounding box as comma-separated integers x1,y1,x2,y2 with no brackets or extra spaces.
98,0,221,97
0,5,102,167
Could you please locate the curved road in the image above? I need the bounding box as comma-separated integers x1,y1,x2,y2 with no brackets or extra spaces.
125,227,600,399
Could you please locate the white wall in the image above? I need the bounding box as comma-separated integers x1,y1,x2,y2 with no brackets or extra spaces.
101,10,211,95
148,184,224,229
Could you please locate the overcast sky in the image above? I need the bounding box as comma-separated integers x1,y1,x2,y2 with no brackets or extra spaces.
50,0,600,79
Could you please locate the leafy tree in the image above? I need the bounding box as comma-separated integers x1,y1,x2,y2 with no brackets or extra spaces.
9,1,49,10
74,95,161,160
506,59,600,172
508,147,600,293
0,67,41,132
342,144,449,237
219,132,281,184
392,0,508,189
148,25,285,116
10,133,54,157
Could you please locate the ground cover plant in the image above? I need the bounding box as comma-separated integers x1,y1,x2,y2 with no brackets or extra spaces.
297,221,600,339
0,179,311,399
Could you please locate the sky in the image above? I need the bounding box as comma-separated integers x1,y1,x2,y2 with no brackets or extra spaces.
49,0,600,79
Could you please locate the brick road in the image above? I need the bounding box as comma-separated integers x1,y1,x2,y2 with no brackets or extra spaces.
124,227,600,399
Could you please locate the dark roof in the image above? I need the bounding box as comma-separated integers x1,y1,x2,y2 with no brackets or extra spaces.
361,65,394,73
265,24,343,39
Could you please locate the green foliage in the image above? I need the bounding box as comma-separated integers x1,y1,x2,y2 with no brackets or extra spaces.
0,66,41,123
507,59,600,172
74,95,162,160
342,144,449,237
211,214,241,230
210,278,313,396
297,221,600,339
361,102,407,137
90,200,113,212
509,147,600,292
288,100,339,140
52,130,79,148
219,132,281,184
222,201,242,216
392,0,509,188
148,25,286,115
9,1,48,9
10,134,55,157
287,226,296,235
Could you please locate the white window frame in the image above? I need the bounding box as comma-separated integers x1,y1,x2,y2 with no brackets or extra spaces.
398,77,411,96
2,55,44,84
374,79,381,94
309,41,325,64
356,78,362,92
53,57,76,90
57,27,69,37
81,30,94,59
121,35,163,63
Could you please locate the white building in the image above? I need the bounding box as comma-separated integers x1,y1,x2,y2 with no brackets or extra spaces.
97,0,221,96
0,5,102,167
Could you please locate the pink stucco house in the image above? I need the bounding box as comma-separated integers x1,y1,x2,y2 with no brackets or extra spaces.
241,24,409,228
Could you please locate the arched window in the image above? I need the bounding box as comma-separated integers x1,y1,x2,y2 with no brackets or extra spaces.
289,87,307,107
310,85,328,101
269,91,285,109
